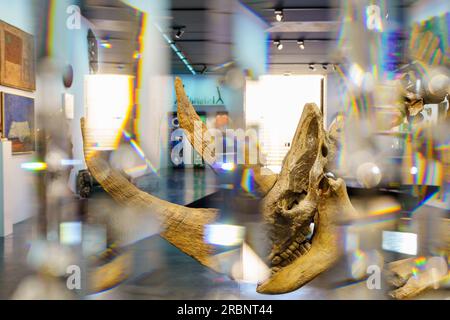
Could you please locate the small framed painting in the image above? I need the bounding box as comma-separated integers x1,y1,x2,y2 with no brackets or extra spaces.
1,92,35,153
0,21,36,91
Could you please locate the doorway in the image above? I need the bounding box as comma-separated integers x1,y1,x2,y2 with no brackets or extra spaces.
245,75,323,173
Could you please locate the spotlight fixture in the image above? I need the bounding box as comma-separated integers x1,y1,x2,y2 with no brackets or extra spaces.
322,64,328,70
297,40,305,50
274,9,284,22
273,40,283,50
309,63,315,71
161,23,195,74
175,27,185,39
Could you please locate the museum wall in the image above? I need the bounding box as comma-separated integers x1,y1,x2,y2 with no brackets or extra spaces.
324,72,344,128
123,0,171,171
172,75,245,129
408,0,448,23
0,0,89,224
39,0,90,194
0,0,39,224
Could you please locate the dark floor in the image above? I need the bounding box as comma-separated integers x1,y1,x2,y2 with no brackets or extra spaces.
134,167,221,206
0,220,34,299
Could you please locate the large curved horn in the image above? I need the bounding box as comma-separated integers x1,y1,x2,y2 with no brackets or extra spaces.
81,118,218,268
175,77,277,195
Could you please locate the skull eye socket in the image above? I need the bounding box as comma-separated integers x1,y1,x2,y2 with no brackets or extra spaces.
318,176,329,192
321,144,328,157
287,192,307,210
287,199,299,210
279,191,307,211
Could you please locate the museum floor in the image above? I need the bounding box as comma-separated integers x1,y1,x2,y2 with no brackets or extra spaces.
0,169,447,300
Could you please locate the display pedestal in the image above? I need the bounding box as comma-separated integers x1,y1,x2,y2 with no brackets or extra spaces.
0,140,13,237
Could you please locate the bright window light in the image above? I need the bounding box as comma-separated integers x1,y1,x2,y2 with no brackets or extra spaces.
60,222,82,246
241,243,270,284
220,162,236,171
85,74,133,150
245,75,322,173
382,231,417,255
205,224,245,246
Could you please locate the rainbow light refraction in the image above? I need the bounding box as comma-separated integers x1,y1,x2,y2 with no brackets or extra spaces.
21,162,48,172
122,130,158,175
240,168,255,194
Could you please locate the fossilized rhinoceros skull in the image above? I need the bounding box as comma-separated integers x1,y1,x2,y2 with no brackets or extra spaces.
257,106,359,293
175,77,357,294
79,77,358,295
81,78,446,299
77,76,359,294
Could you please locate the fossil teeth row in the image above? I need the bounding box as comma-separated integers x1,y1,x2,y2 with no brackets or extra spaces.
271,237,312,273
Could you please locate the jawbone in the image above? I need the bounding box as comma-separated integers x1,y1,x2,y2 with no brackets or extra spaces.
257,177,357,294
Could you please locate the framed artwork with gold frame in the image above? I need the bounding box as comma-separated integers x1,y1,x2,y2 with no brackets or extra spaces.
0,20,35,92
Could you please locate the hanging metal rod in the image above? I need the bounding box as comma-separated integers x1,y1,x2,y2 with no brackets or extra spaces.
262,7,340,11
268,39,337,42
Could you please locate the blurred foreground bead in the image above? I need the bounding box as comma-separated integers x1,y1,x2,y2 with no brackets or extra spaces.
356,162,382,188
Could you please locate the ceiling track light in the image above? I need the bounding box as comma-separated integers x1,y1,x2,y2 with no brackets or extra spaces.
273,40,283,50
309,63,315,71
322,63,328,70
174,27,185,39
274,9,284,22
297,40,305,50
155,22,194,74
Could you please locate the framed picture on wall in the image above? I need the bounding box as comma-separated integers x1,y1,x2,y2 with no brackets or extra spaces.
0,20,35,91
1,92,35,153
